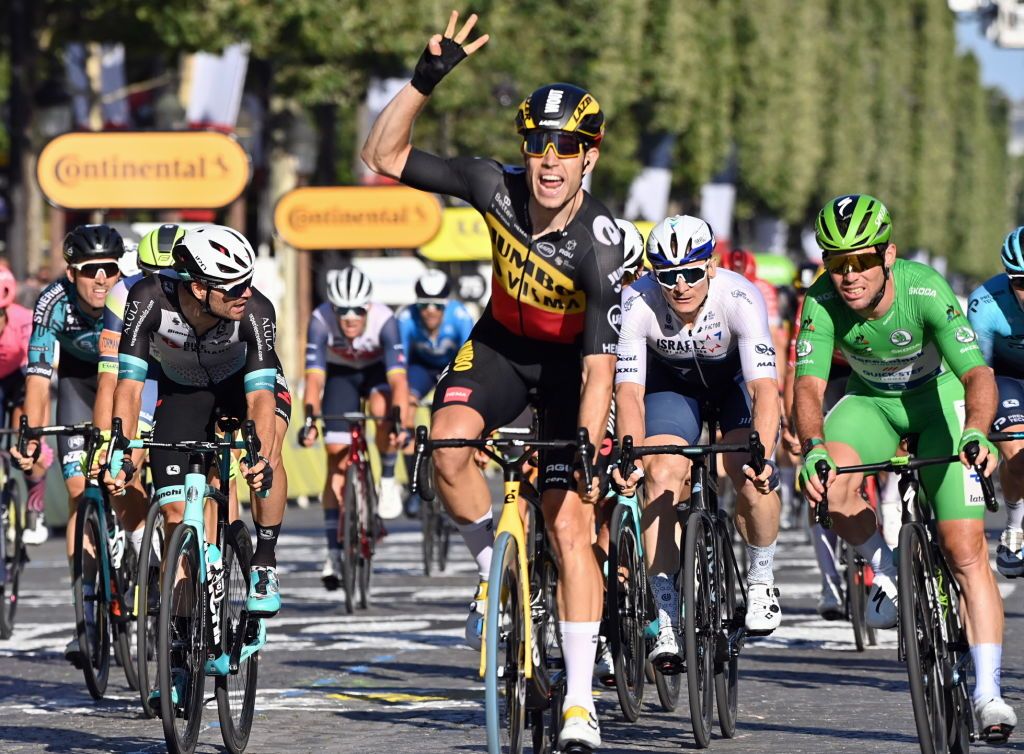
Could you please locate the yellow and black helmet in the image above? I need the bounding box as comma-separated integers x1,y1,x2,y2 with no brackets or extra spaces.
515,83,604,147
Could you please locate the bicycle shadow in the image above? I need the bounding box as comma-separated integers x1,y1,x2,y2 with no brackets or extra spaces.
0,725,177,754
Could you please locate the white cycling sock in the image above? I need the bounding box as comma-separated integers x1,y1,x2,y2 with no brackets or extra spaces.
746,539,777,585
130,527,145,560
560,621,600,712
648,572,679,630
855,530,897,582
971,643,1002,704
812,524,841,586
1006,499,1024,531
881,471,900,504
456,510,494,580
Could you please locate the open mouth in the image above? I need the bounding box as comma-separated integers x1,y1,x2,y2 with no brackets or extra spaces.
538,173,565,197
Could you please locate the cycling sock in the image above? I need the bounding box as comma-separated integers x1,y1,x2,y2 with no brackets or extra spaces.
812,524,841,586
323,508,341,551
130,527,145,560
855,530,897,582
252,522,282,568
381,452,397,478
648,572,679,630
1006,498,1024,531
971,643,1003,704
560,620,600,712
25,475,46,513
746,539,777,585
881,471,900,504
456,510,494,580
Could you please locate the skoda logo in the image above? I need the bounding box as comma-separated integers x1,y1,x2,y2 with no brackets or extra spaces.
535,241,557,259
889,329,912,347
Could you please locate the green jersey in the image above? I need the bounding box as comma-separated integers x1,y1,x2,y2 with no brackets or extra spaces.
794,259,984,395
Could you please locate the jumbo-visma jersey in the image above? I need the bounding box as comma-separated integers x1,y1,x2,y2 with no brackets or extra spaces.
400,150,623,356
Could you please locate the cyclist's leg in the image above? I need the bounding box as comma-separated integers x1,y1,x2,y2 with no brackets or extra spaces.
366,362,401,519
5,371,50,544
811,374,849,614
320,366,359,582
113,377,157,560
402,363,436,517
916,386,1012,728
993,376,1024,576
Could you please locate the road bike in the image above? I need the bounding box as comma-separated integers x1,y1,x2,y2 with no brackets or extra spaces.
0,421,26,640
815,438,995,754
111,416,268,754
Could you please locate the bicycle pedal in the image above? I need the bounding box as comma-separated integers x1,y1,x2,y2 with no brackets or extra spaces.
561,744,594,754
980,723,1014,743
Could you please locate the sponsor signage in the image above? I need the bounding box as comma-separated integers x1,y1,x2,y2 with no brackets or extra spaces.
274,186,442,250
36,131,251,210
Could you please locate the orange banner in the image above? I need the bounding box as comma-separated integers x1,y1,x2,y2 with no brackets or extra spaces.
36,131,251,210
274,186,442,250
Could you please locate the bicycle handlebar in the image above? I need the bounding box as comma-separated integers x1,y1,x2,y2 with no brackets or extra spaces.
299,404,404,445
17,415,99,468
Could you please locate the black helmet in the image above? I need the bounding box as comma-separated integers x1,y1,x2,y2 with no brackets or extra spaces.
515,83,605,147
63,224,126,265
414,270,452,301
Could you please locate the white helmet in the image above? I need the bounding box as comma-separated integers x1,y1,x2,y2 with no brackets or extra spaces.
326,267,372,309
646,215,716,269
172,225,256,285
615,219,645,276
415,269,452,301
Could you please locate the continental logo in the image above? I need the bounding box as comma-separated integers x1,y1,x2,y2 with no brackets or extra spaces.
487,215,585,314
453,340,474,372
36,131,250,210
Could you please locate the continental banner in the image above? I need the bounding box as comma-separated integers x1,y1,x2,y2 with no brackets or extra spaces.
36,131,251,210
274,186,442,250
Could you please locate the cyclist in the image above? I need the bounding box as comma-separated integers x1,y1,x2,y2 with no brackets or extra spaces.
613,215,783,672
397,269,473,517
103,225,285,619
299,266,409,590
0,268,50,545
720,247,787,380
14,224,125,665
794,194,1015,739
618,218,647,286
361,13,621,750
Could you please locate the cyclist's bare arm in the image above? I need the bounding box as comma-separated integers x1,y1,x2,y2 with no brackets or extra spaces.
961,364,998,471
246,389,277,467
612,381,646,491
747,376,781,458
360,11,488,179
793,374,829,498
386,370,411,428
579,353,615,472
12,375,50,470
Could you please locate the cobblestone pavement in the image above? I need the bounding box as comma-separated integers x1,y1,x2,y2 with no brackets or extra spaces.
1,503,1023,754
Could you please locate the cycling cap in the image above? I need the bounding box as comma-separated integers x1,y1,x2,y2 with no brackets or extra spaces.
326,267,372,309
646,215,716,269
515,83,604,147
172,225,256,285
1001,226,1024,274
616,219,646,276
138,224,185,272
63,224,126,265
0,268,16,309
815,194,892,255
415,269,452,301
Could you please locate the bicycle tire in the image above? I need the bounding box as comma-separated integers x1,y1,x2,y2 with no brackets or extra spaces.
421,494,436,577
438,515,452,573
136,501,164,717
528,543,559,754
217,520,259,754
848,555,867,653
114,537,140,692
606,504,645,722
714,517,739,738
0,478,25,639
341,466,358,614
158,524,207,754
357,475,376,610
654,664,681,711
72,496,111,700
484,531,527,754
898,522,946,754
683,510,716,749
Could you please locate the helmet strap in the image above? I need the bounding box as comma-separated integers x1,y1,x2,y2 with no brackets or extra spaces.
866,251,890,312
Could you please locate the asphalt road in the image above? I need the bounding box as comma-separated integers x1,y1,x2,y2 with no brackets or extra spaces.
1,499,1023,754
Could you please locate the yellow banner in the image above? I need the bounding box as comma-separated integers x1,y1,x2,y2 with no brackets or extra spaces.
275,186,442,250
419,206,491,261
36,131,251,210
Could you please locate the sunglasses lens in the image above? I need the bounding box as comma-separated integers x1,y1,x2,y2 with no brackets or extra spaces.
217,278,251,297
78,263,120,278
417,302,445,312
825,253,883,274
656,266,706,288
1010,276,1024,290
336,306,367,318
523,131,583,158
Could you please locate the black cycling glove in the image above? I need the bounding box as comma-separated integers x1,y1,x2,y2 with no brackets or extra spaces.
410,37,468,95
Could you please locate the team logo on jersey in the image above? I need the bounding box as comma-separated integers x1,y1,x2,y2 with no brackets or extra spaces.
801,316,814,332
453,340,475,372
954,326,977,344
754,343,776,356
592,216,621,247
889,329,913,347
607,305,621,334
796,340,812,358
946,305,962,322
535,241,557,259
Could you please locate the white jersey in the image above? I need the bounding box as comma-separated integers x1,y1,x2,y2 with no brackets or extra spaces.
615,269,777,388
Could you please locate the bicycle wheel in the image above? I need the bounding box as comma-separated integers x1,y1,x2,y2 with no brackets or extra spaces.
421,495,436,577
683,510,716,749
848,555,868,653
438,515,452,573
136,501,164,717
606,504,645,722
484,531,527,754
341,468,358,614
0,478,25,640
72,496,111,700
528,544,559,754
357,474,376,610
714,517,739,738
113,533,140,692
898,522,947,754
158,524,207,754
654,666,681,711
217,520,259,754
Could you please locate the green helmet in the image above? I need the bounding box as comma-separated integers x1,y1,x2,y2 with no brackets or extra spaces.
815,194,892,255
137,224,185,272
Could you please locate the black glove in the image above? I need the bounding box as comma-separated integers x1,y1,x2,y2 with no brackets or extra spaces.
410,37,468,95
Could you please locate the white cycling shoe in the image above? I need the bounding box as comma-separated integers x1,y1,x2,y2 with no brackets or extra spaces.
557,705,601,751
647,624,683,674
976,696,1017,743
865,577,898,629
593,636,615,687
464,581,487,651
745,583,782,634
22,512,48,546
377,477,403,520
